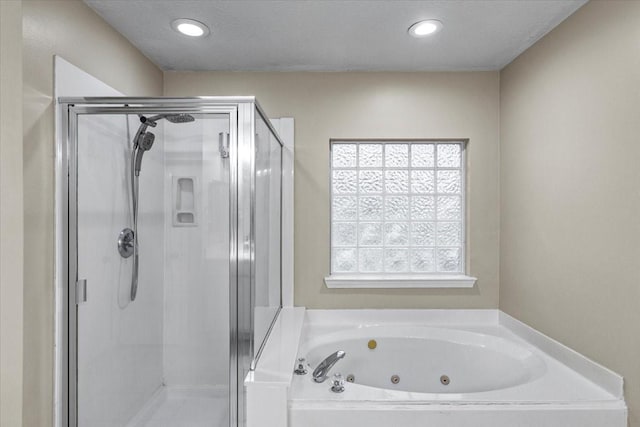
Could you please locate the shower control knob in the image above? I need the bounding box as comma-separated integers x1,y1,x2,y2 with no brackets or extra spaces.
294,358,308,375
117,228,135,258
331,373,345,393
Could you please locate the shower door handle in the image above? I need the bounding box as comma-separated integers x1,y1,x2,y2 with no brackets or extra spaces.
219,132,230,158
76,279,87,304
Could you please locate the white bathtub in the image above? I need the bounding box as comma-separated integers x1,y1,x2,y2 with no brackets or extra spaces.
286,310,627,427
301,325,546,395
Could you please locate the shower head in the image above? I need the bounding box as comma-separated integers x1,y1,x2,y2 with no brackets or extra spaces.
143,113,195,125
165,113,195,123
138,131,155,151
134,132,155,176
132,113,194,176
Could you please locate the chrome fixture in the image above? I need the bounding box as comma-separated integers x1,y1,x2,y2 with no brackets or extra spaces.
440,375,450,385
219,132,230,158
117,228,134,258
391,374,400,384
132,114,195,176
312,350,346,383
128,113,195,301
330,373,345,393
294,358,308,375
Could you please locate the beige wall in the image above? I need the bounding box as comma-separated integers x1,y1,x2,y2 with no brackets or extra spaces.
22,1,163,425
1,1,24,426
21,1,640,425
500,1,640,425
165,71,500,309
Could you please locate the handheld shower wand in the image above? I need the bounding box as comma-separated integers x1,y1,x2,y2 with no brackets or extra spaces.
134,132,155,176
126,113,194,301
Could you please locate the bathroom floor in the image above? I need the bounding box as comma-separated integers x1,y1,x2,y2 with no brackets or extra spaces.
130,386,228,427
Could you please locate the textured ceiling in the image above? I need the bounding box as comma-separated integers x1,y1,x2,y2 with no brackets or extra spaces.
84,0,587,72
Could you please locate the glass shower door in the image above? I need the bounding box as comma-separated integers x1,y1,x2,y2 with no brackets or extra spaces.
73,110,233,427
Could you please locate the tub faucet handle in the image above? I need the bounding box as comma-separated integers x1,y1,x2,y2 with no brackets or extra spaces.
331,373,345,393
294,358,308,375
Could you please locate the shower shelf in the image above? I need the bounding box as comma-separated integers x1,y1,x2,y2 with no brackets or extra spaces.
173,176,197,227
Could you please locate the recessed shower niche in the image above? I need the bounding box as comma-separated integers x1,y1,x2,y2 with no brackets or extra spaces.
58,98,284,427
173,176,197,226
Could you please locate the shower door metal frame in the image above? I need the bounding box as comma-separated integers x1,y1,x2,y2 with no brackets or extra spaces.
57,97,282,427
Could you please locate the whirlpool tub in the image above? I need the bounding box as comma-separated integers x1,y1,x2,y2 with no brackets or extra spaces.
301,325,546,395
287,310,627,427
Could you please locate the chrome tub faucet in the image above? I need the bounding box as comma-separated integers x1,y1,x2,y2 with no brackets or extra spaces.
312,350,346,383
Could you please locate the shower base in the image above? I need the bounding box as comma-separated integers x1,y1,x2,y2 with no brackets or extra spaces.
127,385,228,427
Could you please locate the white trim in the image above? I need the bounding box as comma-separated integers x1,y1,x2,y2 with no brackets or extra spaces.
324,274,477,288
499,312,624,399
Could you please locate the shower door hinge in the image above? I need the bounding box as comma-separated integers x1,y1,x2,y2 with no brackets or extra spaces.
76,279,87,304
219,132,230,158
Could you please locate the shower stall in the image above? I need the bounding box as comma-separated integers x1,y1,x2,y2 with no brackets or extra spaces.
57,97,283,427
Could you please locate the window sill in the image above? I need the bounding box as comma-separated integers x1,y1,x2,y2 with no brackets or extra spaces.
324,274,477,289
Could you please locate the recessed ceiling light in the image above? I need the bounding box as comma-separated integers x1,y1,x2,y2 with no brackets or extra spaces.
408,20,443,38
171,18,210,37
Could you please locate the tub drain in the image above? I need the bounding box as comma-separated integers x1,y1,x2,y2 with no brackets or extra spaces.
391,375,400,384
346,374,355,383
440,375,450,385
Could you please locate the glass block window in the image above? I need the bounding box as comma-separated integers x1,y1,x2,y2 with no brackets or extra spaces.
330,140,466,275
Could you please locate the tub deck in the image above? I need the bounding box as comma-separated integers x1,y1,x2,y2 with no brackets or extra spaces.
287,310,626,427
